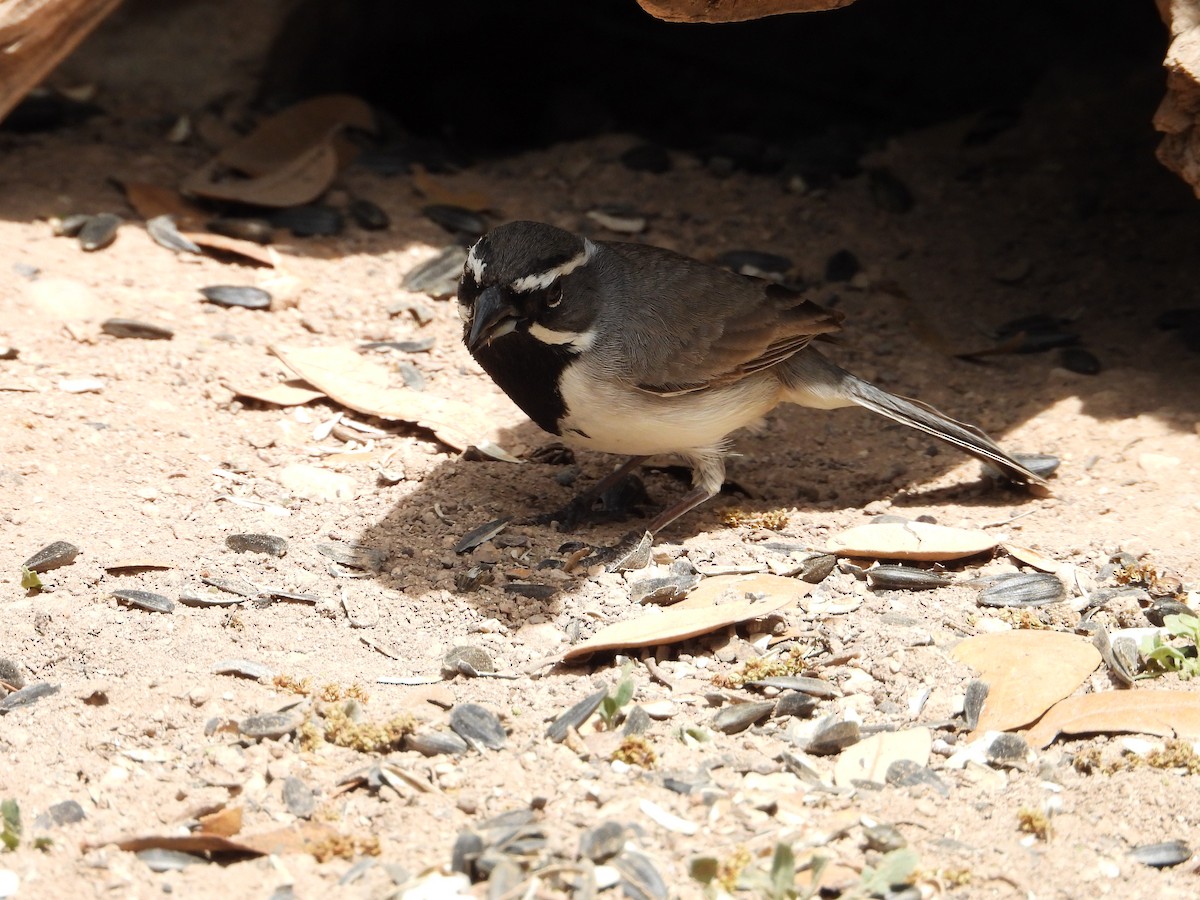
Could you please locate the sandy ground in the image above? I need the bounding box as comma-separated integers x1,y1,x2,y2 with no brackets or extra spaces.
2,31,1200,900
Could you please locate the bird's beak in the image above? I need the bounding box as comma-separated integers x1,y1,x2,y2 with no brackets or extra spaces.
467,285,519,352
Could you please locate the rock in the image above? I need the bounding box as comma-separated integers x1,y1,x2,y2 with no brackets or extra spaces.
279,464,357,501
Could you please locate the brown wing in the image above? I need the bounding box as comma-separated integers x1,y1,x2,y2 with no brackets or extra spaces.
634,281,844,395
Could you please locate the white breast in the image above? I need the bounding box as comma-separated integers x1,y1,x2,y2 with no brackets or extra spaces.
556,361,782,457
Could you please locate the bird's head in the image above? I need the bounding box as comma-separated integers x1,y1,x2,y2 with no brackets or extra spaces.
459,221,600,354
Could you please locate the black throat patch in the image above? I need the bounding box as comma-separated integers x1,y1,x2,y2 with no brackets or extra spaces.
472,331,575,435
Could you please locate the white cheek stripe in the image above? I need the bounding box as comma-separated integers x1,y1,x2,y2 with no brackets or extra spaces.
511,239,596,293
528,323,596,350
466,242,487,282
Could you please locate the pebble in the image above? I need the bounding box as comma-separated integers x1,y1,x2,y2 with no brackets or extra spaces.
282,776,316,818
200,285,271,310
212,659,273,681
279,463,357,501
78,213,121,251
42,799,85,826
824,249,860,282
146,214,201,254
113,588,174,614
621,705,651,735
450,703,506,750
628,572,699,605
613,850,668,900
711,700,774,734
402,245,468,298
885,759,949,796
239,708,306,740
268,204,344,237
225,533,288,556
620,143,671,173
57,377,105,393
804,718,861,755
546,688,607,742
100,318,174,340
640,700,678,720
396,361,427,391
773,692,819,719
136,848,204,872
639,798,698,835
348,198,390,230
22,541,81,573
503,582,558,600
863,823,907,853
0,659,25,692
442,645,497,678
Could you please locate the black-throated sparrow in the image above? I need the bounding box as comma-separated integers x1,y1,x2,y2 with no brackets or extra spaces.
459,220,1044,536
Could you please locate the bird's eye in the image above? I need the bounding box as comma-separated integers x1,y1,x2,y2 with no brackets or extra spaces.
546,284,563,308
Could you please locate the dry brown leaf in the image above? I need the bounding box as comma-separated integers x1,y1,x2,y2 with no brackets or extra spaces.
269,344,515,452
103,558,175,572
91,821,338,858
1003,543,1065,574
411,166,492,212
561,593,796,661
182,142,340,208
827,521,996,561
674,573,813,611
121,182,206,229
952,631,1100,733
180,231,277,267
217,95,374,176
1025,690,1200,749
196,805,243,837
833,726,932,787
228,379,325,407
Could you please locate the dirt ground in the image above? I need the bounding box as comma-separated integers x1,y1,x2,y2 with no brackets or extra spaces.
2,15,1200,900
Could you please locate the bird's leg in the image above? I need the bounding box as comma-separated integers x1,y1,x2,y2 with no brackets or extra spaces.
581,454,726,572
527,455,648,531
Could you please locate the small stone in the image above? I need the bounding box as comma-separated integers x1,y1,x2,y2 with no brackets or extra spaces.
112,589,174,614
546,688,607,742
78,213,121,251
212,659,273,681
772,692,819,719
57,377,105,393
279,463,357,501
580,821,627,863
804,718,861,755
0,659,25,691
1138,452,1181,475
451,830,484,877
207,217,274,244
200,285,271,310
348,198,390,230
23,541,81,573
282,776,316,818
711,701,774,734
863,823,906,853
503,582,558,600
629,572,699,605
450,703,506,750
239,708,306,740
44,799,85,826
100,318,175,340
226,533,288,556
621,705,652,735
885,759,949,796
136,848,205,872
442,645,497,678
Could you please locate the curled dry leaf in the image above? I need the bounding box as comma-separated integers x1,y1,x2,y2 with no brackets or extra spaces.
227,379,326,407
179,231,277,267
1025,690,1200,749
270,344,521,452
827,521,997,561
952,631,1101,734
560,588,803,661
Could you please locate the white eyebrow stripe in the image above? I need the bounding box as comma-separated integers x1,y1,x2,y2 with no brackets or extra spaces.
528,323,596,350
466,242,487,282
511,239,596,293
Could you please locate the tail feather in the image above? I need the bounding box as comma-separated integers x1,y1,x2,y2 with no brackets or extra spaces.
781,350,1047,487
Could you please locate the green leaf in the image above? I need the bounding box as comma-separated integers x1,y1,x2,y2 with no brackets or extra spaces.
770,842,796,898
1,799,21,851
859,847,919,896
20,567,42,591
1165,614,1200,644
613,674,635,708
